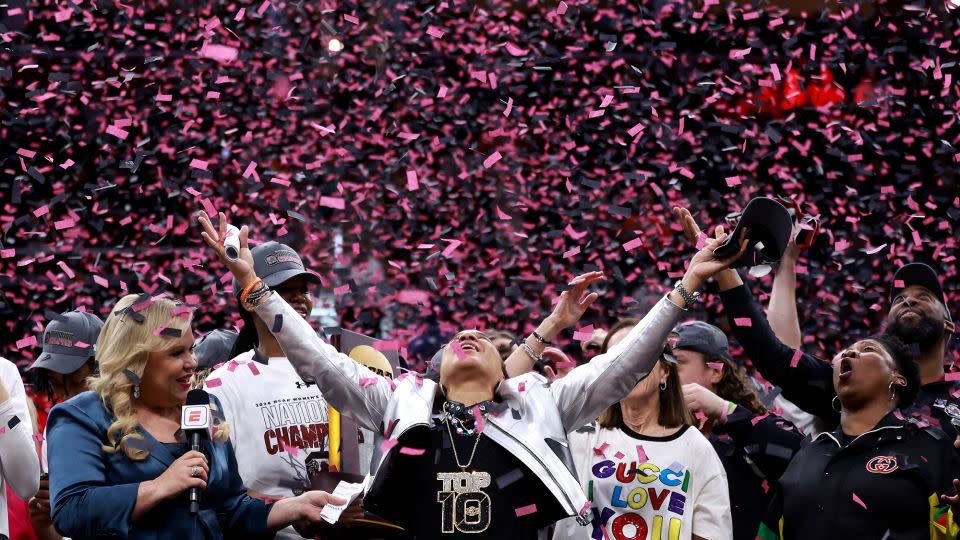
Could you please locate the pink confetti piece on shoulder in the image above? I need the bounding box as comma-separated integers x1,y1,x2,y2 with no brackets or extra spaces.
518,381,526,392
380,438,399,453
636,445,648,463
851,492,867,509
733,318,752,327
359,377,380,387
0,427,5,434
614,451,625,459
399,446,426,455
247,363,260,376
205,378,222,388
514,504,537,516
483,151,503,168
790,350,803,367
593,443,609,457
750,412,770,426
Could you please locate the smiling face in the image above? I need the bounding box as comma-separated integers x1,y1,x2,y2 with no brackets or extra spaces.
832,338,906,410
885,285,953,349
674,348,722,390
439,330,504,388
139,329,198,408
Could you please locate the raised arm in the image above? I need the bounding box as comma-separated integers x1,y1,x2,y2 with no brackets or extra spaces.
551,223,750,432
198,211,393,432
0,365,41,501
767,236,803,349
503,271,604,378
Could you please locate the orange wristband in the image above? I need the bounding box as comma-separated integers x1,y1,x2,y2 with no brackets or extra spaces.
240,278,263,303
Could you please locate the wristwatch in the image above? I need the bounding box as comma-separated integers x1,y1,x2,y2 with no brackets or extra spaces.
673,281,702,308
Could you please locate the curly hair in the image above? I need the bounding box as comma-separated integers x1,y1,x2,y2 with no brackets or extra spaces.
710,357,767,415
90,294,230,460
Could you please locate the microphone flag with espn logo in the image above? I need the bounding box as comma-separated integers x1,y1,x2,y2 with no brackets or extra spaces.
182,389,212,438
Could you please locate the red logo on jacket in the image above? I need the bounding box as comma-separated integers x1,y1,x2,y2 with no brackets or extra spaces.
866,456,898,474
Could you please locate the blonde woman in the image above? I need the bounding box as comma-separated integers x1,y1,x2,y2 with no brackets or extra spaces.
46,294,345,540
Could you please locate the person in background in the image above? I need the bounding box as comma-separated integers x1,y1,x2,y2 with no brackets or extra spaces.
46,293,344,539
671,321,802,540
1,356,42,540
753,333,960,539
190,329,238,389
202,241,356,540
6,388,41,540
25,310,104,540
678,205,960,441
486,330,518,361
554,317,731,540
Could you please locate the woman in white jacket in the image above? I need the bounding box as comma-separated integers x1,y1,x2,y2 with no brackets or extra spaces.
1,356,41,539
198,211,745,539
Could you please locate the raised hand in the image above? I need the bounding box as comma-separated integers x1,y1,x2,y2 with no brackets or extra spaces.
547,271,605,330
197,211,258,289
682,383,729,421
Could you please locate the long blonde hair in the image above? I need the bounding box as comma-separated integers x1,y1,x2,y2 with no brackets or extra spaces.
90,294,228,460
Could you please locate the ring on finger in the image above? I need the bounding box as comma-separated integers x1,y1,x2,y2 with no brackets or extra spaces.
191,465,201,478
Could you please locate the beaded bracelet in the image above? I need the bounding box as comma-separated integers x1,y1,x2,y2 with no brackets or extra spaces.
240,278,264,303
719,401,736,423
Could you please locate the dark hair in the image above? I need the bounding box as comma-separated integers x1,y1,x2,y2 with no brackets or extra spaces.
228,299,258,360
597,318,694,429
867,333,920,408
30,358,97,403
601,318,639,353
705,355,767,415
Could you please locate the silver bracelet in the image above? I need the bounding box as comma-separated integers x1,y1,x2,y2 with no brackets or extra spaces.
673,281,701,308
520,342,543,365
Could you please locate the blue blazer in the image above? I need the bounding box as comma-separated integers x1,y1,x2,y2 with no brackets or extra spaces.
47,391,273,540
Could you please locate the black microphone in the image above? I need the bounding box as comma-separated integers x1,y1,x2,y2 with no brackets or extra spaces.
181,389,212,516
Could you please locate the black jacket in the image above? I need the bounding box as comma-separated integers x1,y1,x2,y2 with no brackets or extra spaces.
709,406,803,540
756,412,960,540
719,284,960,441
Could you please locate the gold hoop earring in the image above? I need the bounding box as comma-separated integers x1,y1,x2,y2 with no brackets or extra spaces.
888,382,896,402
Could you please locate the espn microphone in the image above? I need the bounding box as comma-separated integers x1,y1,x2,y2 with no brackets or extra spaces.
223,224,241,261
182,389,212,516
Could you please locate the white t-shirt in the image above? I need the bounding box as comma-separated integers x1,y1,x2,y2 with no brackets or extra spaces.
0,357,40,539
204,351,374,539
553,423,731,540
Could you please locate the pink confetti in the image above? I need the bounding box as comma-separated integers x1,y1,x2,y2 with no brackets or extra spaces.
636,445,648,463
105,125,129,140
380,438,399,453
359,377,380,387
851,492,867,509
790,350,803,368
15,336,38,349
205,377,222,388
483,151,503,168
32,433,44,442
399,446,426,455
514,504,537,517
706,361,724,371
200,43,238,63
593,443,609,457
944,372,960,382
622,237,643,252
557,1,568,14
281,441,301,457
733,318,752,327
247,362,260,376
320,196,345,210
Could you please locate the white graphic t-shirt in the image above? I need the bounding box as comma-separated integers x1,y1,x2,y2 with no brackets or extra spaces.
553,423,731,540
206,350,374,538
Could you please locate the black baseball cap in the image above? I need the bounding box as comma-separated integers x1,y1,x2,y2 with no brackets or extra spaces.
29,311,104,374
232,241,322,294
714,197,793,268
891,263,950,316
195,329,239,369
671,321,732,361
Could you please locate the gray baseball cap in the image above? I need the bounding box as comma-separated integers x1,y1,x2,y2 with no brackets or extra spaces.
195,329,239,369
671,321,732,361
232,241,322,293
29,311,104,374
